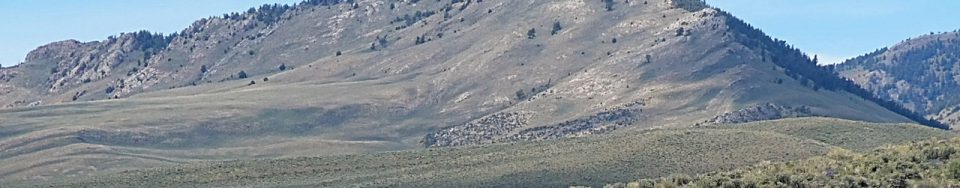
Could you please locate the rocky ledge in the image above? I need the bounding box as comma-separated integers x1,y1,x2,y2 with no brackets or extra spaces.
707,103,815,124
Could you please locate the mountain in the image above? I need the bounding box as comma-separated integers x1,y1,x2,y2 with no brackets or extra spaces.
11,118,953,187
834,31,960,129
0,0,941,182
0,4,305,107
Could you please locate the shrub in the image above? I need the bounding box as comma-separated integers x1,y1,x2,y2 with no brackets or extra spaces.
602,138,960,187
551,21,562,35
415,36,426,45
105,86,115,94
515,89,528,100
949,160,960,179
603,0,615,11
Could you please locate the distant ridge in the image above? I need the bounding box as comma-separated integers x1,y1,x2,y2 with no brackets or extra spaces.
835,30,960,129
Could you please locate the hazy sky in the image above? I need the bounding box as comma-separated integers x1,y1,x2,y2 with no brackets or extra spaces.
1,1,959,67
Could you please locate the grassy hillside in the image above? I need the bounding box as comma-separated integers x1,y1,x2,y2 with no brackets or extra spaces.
723,117,953,151
0,78,426,181
605,137,960,187
10,117,952,187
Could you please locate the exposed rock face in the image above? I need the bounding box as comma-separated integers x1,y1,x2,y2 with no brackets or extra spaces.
504,101,644,142
423,111,532,147
0,3,327,107
708,103,814,124
425,101,645,147
0,31,175,106
26,32,170,93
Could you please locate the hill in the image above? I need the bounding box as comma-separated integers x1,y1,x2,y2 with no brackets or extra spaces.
0,0,941,182
8,117,953,187
834,30,960,129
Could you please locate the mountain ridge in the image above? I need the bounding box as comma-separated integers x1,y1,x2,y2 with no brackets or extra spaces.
0,0,945,182
834,30,960,129
0,0,933,131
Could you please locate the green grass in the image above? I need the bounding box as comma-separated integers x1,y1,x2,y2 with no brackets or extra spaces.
719,117,954,151
606,137,960,187
11,117,952,187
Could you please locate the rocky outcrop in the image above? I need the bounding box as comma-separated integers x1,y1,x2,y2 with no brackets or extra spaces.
27,32,171,93
707,103,814,124
422,112,532,147
0,31,173,107
425,101,645,147
0,3,319,107
503,102,643,142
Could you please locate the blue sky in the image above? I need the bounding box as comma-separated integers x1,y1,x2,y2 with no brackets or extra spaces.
0,0,300,67
1,1,959,66
706,0,960,64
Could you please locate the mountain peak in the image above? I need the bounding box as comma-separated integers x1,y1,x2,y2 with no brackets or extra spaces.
24,39,83,62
